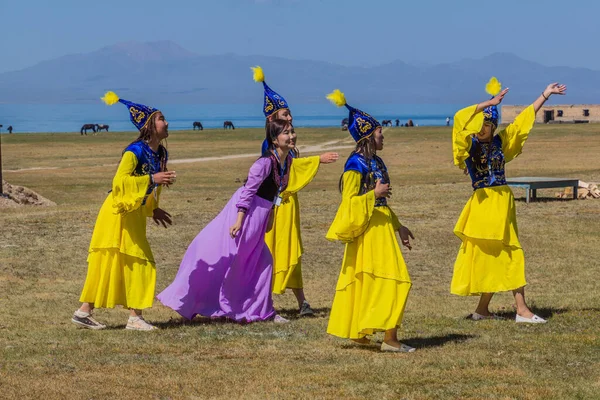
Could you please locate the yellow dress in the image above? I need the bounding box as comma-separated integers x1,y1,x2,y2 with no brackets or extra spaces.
451,104,535,296
266,156,320,294
326,170,411,339
79,151,161,309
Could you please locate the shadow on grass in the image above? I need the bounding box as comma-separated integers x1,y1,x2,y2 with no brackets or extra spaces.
403,333,476,349
463,306,572,322
106,307,332,330
103,316,252,330
341,333,476,352
276,307,331,320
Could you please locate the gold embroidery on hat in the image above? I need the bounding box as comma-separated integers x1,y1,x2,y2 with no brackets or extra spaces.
130,107,146,124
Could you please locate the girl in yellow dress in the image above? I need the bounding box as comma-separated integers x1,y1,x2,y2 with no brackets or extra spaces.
71,92,176,331
252,66,338,316
325,90,415,353
451,78,566,323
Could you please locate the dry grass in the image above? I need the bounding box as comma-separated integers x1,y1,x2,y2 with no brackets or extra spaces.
1,125,599,400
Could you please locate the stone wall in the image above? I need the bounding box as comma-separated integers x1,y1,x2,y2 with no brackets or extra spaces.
501,104,600,124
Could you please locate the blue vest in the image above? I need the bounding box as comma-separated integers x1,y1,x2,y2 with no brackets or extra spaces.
122,140,168,204
465,135,507,190
344,152,390,207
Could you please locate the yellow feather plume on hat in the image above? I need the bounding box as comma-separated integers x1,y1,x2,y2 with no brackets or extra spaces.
326,89,346,107
251,66,264,83
485,77,502,96
101,91,120,106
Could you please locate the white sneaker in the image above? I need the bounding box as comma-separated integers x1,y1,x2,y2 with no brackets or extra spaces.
273,314,289,324
126,316,158,331
515,314,547,324
380,342,416,353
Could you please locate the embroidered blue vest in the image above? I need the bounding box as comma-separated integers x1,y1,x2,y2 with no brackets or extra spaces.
122,140,168,204
344,152,390,207
465,135,507,190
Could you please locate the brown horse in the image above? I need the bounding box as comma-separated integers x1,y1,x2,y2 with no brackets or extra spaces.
80,124,96,135
96,124,109,132
193,121,204,130
381,119,393,127
223,121,235,130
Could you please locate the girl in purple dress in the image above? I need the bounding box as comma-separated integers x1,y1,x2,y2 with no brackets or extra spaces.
157,119,295,323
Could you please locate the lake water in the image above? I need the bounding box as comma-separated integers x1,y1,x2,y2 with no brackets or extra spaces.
0,103,461,133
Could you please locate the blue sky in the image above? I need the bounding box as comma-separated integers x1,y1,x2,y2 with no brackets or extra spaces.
2,0,599,73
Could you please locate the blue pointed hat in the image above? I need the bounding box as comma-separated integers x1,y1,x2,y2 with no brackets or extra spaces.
101,91,159,131
483,77,502,127
251,66,289,118
326,89,380,142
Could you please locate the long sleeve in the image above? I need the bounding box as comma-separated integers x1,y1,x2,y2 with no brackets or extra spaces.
326,170,376,243
111,151,152,215
236,157,272,211
389,208,402,231
498,105,535,163
452,104,483,170
285,155,320,194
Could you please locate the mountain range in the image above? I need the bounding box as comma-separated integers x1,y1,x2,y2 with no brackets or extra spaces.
1,40,598,105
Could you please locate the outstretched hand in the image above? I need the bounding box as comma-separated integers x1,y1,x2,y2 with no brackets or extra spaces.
153,208,172,228
489,88,510,106
320,152,339,164
544,83,567,97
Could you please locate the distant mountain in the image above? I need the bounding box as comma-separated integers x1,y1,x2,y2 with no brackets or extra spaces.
1,41,598,105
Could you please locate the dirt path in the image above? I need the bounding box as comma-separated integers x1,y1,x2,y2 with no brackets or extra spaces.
170,139,355,165
5,139,356,172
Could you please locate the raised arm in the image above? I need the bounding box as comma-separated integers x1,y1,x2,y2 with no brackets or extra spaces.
532,83,567,114
475,88,510,113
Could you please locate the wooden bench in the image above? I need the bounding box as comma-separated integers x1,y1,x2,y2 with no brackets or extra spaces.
506,177,579,203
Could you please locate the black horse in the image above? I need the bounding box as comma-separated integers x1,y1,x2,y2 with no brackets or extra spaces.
96,124,109,132
381,120,393,127
223,121,235,130
81,124,96,135
193,121,204,130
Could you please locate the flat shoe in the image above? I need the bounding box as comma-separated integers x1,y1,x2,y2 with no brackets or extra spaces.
469,312,504,321
273,314,289,324
515,314,547,324
380,342,415,353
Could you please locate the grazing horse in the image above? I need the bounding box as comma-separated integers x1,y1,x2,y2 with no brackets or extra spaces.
193,121,204,131
341,118,349,131
7,125,13,134
223,121,235,130
96,124,109,132
381,119,393,127
80,124,96,135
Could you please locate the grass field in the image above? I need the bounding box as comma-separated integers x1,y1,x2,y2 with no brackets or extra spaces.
1,125,599,399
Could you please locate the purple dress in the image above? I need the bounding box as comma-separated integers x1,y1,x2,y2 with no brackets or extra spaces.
157,155,290,322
